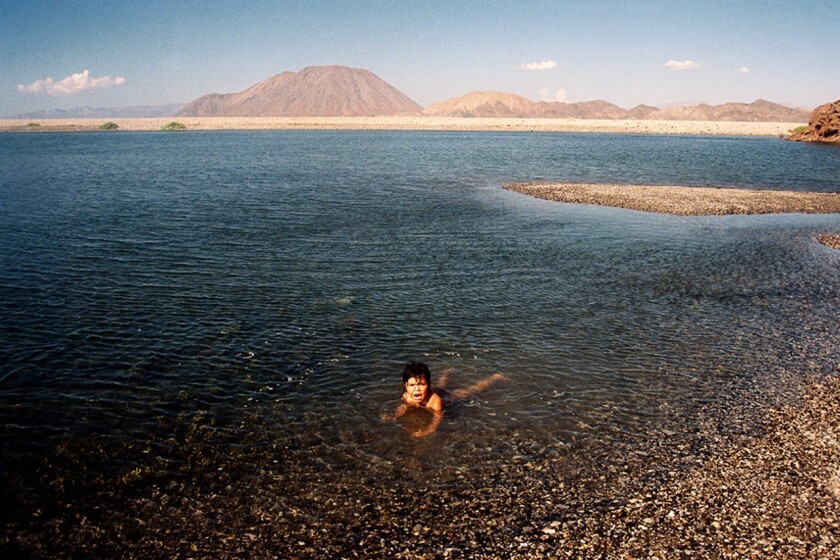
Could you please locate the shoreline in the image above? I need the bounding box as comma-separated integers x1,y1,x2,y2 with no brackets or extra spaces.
555,373,840,559
0,116,805,136
503,182,840,216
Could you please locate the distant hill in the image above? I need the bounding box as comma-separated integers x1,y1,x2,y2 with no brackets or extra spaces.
538,99,629,119
627,104,660,119
422,91,629,118
422,91,538,117
11,103,185,119
178,65,422,117
649,100,810,122
423,91,809,122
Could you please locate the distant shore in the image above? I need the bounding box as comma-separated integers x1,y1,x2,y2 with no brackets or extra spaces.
0,116,805,136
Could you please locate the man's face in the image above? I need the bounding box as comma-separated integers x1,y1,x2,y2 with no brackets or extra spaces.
404,376,429,403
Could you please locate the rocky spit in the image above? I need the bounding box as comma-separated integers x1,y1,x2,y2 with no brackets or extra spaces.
504,182,840,252
502,183,840,217
817,235,840,249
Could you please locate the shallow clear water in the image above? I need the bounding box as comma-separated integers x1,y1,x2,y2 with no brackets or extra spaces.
1,130,838,505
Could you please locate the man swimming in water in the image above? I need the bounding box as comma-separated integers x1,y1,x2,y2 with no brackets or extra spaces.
384,361,505,437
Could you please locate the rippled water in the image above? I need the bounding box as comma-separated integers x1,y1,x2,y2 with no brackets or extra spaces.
1,131,839,547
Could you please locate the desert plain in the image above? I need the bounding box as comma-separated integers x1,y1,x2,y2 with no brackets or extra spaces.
0,116,806,136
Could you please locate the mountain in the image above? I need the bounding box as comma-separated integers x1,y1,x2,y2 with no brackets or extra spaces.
177,65,422,117
538,99,628,119
422,91,537,117
422,92,628,118
18,69,807,122
11,103,185,119
627,104,660,119
423,91,809,122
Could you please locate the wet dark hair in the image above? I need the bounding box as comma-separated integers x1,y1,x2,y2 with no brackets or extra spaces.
402,361,431,386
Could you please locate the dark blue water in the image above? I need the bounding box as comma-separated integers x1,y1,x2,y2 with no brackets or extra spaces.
1,131,839,546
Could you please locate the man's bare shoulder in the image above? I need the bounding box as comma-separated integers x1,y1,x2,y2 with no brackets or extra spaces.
426,392,443,413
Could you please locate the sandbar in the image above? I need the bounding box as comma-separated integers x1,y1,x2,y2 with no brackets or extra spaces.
816,234,840,248
0,116,805,136
503,182,840,216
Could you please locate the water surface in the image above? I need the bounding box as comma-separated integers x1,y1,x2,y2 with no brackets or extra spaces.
1,131,838,551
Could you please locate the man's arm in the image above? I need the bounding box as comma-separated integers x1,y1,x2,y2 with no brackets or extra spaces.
412,393,443,437
412,409,442,437
381,402,409,421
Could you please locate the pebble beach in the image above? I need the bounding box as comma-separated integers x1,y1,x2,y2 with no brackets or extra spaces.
6,371,837,559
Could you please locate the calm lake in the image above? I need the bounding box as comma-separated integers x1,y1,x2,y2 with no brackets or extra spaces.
1,130,838,554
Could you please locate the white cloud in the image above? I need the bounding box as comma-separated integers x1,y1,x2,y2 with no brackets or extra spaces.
517,60,557,71
540,87,568,102
664,59,702,71
738,66,751,74
17,69,126,95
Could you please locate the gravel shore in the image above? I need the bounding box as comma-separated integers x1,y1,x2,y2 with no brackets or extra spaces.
4,373,837,559
573,375,840,560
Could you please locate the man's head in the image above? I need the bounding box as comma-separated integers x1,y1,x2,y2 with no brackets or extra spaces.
402,361,431,404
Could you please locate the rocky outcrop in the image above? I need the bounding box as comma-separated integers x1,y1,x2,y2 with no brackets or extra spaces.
788,99,840,143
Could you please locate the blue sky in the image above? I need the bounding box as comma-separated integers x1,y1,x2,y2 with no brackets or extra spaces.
2,0,838,116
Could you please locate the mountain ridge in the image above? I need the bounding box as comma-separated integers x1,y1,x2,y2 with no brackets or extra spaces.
423,91,809,122
14,66,813,122
10,103,186,119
